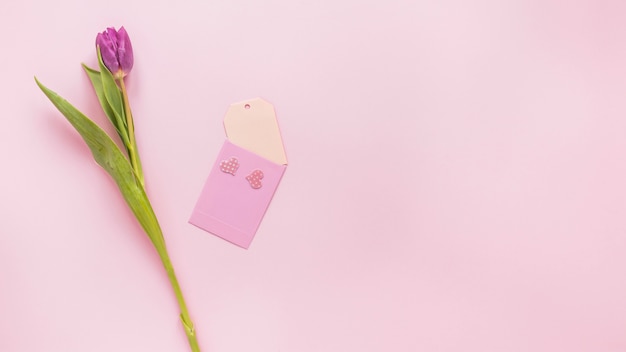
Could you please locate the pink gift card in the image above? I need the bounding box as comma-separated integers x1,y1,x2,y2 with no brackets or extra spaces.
189,98,288,249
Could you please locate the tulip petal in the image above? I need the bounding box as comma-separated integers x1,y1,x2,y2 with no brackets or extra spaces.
116,26,134,74
97,30,120,74
105,27,119,50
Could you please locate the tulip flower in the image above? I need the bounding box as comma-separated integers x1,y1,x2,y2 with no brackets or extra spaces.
35,26,201,351
96,26,134,78
95,26,143,186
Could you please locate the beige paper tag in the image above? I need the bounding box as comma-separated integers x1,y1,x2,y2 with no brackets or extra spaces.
223,98,288,165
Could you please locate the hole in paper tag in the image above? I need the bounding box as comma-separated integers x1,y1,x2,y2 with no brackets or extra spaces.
246,169,264,189
220,157,239,175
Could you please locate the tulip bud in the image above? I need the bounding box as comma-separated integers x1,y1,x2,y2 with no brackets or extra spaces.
96,26,134,78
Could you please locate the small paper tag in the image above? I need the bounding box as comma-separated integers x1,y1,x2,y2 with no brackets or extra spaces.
189,98,287,248
224,98,288,165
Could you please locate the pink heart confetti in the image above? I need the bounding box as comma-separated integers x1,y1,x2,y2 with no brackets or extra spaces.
220,157,239,175
246,169,264,189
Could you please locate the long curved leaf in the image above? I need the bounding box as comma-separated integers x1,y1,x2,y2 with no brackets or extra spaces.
96,47,127,131
82,64,130,148
35,77,166,252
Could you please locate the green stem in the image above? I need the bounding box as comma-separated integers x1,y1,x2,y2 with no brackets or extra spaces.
159,249,201,352
117,77,197,350
118,77,145,187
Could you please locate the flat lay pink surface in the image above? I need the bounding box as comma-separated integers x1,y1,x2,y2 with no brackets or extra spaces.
3,0,626,351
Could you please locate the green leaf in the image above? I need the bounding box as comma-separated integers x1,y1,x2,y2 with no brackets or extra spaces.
82,64,130,148
35,77,166,253
96,47,127,131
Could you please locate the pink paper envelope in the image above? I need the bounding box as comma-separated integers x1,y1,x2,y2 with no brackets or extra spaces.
189,98,288,249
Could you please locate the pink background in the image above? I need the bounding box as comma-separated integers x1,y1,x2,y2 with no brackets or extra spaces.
2,0,626,351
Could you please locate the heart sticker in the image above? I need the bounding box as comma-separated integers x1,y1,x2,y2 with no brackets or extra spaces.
220,157,239,175
246,170,264,189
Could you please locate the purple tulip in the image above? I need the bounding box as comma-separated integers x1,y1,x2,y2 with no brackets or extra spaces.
96,26,134,77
